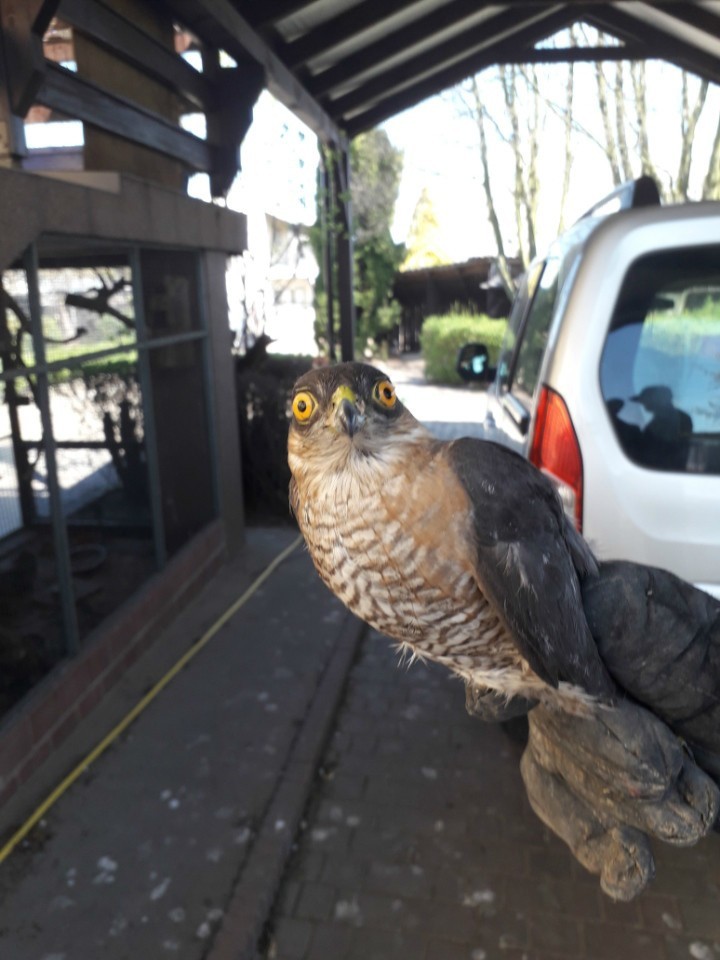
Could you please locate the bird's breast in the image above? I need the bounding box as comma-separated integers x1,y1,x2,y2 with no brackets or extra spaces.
295,455,514,671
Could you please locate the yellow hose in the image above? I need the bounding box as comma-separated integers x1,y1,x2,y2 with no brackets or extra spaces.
0,534,303,865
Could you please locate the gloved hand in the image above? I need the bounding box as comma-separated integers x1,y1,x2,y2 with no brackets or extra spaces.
465,560,720,900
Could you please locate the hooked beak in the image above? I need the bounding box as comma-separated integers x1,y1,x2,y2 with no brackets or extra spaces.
331,385,364,438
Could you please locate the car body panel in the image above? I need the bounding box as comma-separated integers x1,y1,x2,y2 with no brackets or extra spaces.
482,200,720,599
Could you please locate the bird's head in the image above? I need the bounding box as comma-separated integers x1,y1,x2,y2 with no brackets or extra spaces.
288,362,428,482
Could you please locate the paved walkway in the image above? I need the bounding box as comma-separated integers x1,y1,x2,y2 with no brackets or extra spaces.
262,636,720,960
376,354,489,441
1,355,719,960
0,529,362,960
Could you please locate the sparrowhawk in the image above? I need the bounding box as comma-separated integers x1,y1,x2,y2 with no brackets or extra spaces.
288,361,615,712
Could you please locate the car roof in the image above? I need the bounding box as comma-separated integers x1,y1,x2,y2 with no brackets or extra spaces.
536,198,720,289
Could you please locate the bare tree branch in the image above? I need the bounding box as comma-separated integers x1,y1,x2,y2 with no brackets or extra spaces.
702,117,720,199
676,73,709,201
595,61,622,186
630,62,664,196
65,276,134,329
557,46,575,234
614,63,631,182
470,76,515,297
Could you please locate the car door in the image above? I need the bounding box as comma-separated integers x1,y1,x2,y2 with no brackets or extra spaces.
485,258,560,454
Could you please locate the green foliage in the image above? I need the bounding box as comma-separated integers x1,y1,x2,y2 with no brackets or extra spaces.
350,130,404,245
421,312,507,384
312,132,405,354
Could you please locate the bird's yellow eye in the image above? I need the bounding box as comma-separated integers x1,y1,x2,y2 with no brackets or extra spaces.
374,380,396,409
292,391,316,422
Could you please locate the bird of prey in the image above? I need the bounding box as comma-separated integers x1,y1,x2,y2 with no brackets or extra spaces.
288,362,615,712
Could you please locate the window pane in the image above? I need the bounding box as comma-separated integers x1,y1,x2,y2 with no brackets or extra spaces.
512,258,560,403
496,261,543,390
148,341,216,555
48,358,156,643
600,248,720,474
140,250,202,339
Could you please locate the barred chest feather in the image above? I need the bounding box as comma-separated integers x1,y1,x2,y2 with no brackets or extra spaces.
292,448,531,696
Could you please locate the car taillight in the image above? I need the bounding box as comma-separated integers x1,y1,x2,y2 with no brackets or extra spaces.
529,386,584,531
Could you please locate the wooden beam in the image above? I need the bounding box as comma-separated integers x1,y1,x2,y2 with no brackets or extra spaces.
344,7,577,135
0,30,27,160
244,0,317,30
36,62,212,169
307,0,506,98
284,0,422,70
491,44,650,65
328,5,567,120
333,145,355,362
204,59,265,197
166,0,344,145
0,0,60,114
662,3,720,39
585,6,720,84
59,0,211,108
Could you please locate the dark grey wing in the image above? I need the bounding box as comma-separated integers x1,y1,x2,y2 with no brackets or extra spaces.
448,437,615,700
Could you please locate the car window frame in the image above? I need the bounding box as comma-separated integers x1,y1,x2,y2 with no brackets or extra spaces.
501,257,560,413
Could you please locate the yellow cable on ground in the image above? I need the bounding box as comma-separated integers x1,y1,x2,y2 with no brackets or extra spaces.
0,534,304,866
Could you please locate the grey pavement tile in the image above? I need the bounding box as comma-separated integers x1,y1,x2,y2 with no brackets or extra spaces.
638,894,684,933
583,922,669,960
344,926,428,960
677,898,720,940
305,922,353,959
294,882,337,923
263,625,720,960
528,914,582,955
271,916,314,959
504,875,602,921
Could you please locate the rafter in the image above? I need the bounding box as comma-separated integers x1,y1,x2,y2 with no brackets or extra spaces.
327,5,570,121
166,0,343,145
243,0,317,30
343,6,578,135
284,0,436,70
307,0,511,99
585,5,720,84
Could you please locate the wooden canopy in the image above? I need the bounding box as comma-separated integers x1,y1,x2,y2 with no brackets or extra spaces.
234,0,720,141
2,0,719,360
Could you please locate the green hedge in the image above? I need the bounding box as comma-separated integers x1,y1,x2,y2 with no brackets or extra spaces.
421,312,507,385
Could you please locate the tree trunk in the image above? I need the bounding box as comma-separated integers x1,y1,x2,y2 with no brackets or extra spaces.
614,64,631,182
676,73,709,201
471,77,516,297
630,62,664,196
702,118,720,199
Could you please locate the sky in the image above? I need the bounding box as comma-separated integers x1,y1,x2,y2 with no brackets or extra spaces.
381,58,720,262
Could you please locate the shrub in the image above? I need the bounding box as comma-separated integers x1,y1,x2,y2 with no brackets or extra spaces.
421,312,507,384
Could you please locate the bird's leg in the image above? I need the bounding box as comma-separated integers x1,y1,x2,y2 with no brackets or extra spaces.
464,681,537,722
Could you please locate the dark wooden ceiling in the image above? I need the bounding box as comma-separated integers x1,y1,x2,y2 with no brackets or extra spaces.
234,0,720,139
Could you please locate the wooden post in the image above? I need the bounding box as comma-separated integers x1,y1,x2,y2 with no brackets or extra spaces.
320,153,335,361
0,46,26,166
333,141,355,362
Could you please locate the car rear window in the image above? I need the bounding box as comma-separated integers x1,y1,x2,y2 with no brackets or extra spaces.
600,246,720,474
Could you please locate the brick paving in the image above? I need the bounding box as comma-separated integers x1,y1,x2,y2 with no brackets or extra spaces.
262,633,720,960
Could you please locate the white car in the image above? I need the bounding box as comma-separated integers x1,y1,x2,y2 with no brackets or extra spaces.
458,179,720,599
